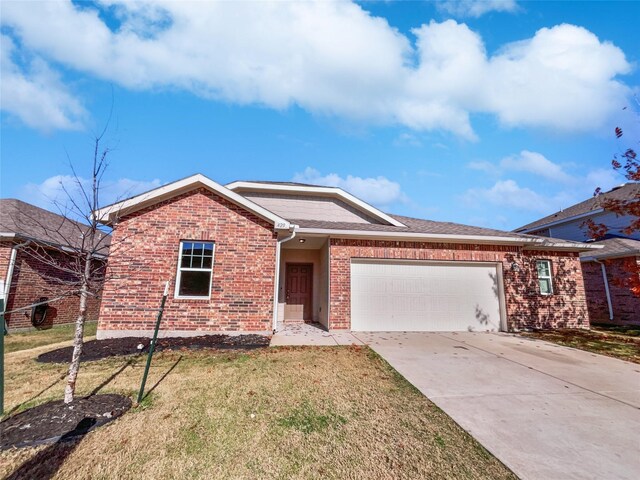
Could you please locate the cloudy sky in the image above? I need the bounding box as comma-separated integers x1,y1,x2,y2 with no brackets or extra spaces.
1,0,639,229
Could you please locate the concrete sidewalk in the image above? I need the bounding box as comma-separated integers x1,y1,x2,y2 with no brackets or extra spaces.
359,331,640,480
270,323,364,346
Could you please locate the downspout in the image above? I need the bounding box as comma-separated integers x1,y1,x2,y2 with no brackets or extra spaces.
3,240,31,333
272,226,297,333
594,259,614,321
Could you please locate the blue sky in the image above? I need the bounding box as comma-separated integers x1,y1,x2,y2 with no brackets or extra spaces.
1,0,639,230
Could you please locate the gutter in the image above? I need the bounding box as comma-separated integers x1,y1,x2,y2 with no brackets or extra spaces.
295,227,538,246
582,256,614,321
272,225,298,333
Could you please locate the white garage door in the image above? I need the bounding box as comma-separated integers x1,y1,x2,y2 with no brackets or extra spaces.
351,260,503,332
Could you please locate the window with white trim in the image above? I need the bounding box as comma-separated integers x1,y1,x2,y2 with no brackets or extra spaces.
536,260,553,295
176,241,215,298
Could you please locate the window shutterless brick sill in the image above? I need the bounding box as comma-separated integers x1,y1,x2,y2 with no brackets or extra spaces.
172,297,212,302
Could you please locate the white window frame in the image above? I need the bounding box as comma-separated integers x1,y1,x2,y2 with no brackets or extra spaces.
174,240,215,299
536,259,554,295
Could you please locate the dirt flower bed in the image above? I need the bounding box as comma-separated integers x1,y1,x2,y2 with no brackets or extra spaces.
1,394,131,450
37,334,271,363
521,328,640,364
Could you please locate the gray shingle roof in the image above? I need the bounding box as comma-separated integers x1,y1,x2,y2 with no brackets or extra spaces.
515,183,640,232
293,214,534,239
580,237,640,260
0,199,110,252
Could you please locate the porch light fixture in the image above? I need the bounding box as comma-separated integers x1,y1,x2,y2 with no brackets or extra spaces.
298,238,306,243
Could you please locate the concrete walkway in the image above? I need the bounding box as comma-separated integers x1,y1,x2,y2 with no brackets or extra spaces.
358,331,640,480
270,323,364,346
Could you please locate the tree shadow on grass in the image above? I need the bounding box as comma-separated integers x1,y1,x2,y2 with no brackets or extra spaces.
6,417,96,480
141,355,183,401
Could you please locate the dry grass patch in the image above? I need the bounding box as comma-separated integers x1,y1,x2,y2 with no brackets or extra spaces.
1,345,514,479
521,328,640,364
4,322,98,354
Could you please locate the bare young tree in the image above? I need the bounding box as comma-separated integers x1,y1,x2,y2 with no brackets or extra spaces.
1,123,115,403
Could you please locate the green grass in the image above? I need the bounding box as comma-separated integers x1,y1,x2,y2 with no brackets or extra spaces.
591,323,640,337
4,321,98,353
522,328,640,364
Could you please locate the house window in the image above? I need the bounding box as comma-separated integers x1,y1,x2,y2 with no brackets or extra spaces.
536,260,553,295
175,241,215,298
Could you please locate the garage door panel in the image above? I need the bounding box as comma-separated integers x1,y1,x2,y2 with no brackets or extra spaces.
351,261,502,332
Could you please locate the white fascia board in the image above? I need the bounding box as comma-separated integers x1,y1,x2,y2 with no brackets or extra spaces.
523,241,605,252
95,174,290,230
226,181,406,227
0,232,17,240
516,208,605,233
581,250,640,262
295,227,542,246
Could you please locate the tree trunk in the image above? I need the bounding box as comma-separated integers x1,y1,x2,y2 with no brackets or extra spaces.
64,252,92,404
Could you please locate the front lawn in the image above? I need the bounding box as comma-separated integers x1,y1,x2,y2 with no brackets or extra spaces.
1,343,515,479
521,327,640,364
3,322,98,354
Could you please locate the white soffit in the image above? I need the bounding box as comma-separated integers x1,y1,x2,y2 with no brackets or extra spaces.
94,174,290,229
226,181,406,227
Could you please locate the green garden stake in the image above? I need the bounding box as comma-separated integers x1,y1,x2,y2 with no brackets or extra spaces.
137,282,169,404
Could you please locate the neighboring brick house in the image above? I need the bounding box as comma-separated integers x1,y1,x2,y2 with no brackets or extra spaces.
0,199,108,329
515,183,640,324
95,174,599,339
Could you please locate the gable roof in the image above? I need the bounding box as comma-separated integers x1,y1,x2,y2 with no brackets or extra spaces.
94,174,291,229
515,183,640,233
0,198,110,252
580,236,640,261
226,180,406,227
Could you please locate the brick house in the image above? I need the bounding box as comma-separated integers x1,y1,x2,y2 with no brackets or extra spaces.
515,183,640,324
95,174,601,338
0,199,108,329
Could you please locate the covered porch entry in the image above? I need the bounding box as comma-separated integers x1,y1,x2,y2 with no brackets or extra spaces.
276,235,329,330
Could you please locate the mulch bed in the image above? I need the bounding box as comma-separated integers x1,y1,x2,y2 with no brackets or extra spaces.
37,334,271,363
0,394,131,450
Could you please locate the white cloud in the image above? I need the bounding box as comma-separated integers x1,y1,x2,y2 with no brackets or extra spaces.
393,132,423,147
500,150,572,183
0,34,86,131
292,167,406,207
463,179,551,212
437,0,519,18
21,175,162,212
584,168,625,194
0,2,633,137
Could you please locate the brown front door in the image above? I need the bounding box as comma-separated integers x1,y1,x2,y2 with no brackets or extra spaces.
285,263,313,321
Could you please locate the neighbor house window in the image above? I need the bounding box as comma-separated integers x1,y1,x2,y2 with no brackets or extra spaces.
175,241,215,298
536,260,553,295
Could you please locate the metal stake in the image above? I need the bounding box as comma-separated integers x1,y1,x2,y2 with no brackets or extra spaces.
137,282,169,404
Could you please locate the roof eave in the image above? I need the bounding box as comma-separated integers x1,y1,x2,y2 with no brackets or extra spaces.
295,227,541,246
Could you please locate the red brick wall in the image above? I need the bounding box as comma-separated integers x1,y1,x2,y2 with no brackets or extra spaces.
1,241,102,329
583,257,640,324
98,188,277,334
328,239,589,331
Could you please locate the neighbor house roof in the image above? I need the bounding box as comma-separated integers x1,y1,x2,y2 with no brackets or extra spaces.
580,236,640,261
292,214,599,250
515,183,640,233
0,198,110,252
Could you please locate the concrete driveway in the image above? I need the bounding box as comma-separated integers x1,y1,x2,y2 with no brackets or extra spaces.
356,331,640,480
